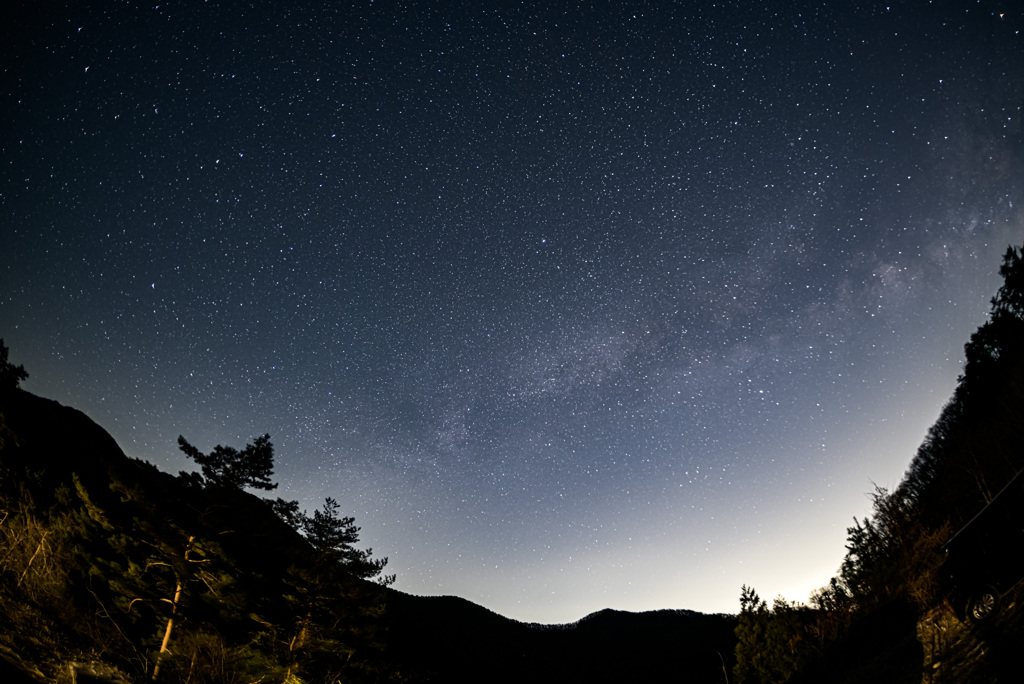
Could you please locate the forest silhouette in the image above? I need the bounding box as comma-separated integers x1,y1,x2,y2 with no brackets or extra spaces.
1,243,1022,683
733,244,1024,683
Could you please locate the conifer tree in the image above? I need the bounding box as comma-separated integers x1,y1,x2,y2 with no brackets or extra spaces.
280,497,394,682
733,585,769,683
304,497,394,584
177,434,278,491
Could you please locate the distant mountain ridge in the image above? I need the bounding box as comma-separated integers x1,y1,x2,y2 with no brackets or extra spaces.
384,592,736,683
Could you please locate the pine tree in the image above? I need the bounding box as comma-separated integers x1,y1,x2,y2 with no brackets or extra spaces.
734,585,769,683
177,434,278,491
303,497,393,583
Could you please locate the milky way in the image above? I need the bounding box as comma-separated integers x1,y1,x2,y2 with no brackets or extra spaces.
2,2,1022,622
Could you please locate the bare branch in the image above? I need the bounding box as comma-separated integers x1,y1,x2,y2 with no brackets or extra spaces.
16,531,49,587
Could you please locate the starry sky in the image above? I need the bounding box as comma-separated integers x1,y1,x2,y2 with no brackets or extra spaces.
2,1,1022,624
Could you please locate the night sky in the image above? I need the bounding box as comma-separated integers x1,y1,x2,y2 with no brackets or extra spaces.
2,1,1022,624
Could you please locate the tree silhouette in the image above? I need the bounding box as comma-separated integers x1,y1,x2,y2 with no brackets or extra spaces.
303,497,394,584
279,497,394,682
962,243,1024,388
177,434,278,491
0,339,28,392
0,339,29,450
733,585,768,683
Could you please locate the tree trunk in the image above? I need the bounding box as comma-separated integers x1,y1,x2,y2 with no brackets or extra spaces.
152,535,194,681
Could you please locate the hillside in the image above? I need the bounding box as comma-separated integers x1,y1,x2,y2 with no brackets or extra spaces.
0,385,736,683
0,388,353,682
732,245,1024,683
